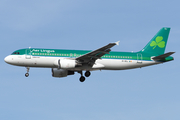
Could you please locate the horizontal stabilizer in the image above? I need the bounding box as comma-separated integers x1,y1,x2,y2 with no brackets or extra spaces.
152,52,175,60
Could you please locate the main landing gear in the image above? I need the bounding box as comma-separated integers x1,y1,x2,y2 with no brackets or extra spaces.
25,67,30,77
78,71,91,82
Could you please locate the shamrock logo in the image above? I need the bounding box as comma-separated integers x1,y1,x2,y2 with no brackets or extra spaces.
150,36,165,49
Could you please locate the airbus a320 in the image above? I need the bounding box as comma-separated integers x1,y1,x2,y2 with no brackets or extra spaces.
4,28,174,82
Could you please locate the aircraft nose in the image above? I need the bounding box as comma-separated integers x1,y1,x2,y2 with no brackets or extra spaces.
4,55,11,64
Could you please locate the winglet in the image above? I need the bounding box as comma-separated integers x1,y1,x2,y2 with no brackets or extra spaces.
115,41,120,46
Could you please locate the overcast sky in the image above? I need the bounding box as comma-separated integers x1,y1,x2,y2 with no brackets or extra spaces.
0,0,180,120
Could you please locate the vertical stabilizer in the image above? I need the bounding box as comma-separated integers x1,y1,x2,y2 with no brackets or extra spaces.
140,27,170,55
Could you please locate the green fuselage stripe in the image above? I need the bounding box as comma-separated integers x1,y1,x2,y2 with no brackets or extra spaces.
12,48,153,61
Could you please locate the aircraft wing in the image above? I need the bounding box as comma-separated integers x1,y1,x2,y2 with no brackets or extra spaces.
76,41,120,65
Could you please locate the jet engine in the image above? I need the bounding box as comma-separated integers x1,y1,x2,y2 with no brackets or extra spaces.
52,68,74,78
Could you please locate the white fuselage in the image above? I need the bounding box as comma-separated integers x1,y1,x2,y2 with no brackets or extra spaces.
4,55,159,71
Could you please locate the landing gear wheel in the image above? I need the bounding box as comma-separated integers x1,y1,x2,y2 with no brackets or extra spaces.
85,71,91,77
25,73,29,77
79,76,85,82
25,67,30,77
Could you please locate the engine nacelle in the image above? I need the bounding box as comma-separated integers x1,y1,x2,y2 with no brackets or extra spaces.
54,59,77,69
52,68,74,78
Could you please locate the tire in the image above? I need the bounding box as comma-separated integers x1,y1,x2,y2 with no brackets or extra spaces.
25,73,29,77
85,71,91,77
79,76,85,82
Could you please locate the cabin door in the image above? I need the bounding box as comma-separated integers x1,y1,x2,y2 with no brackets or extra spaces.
137,53,142,63
26,48,32,59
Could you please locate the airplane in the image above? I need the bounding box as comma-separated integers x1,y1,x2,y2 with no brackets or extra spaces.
4,27,174,82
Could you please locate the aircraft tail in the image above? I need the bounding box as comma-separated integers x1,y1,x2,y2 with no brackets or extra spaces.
140,27,170,56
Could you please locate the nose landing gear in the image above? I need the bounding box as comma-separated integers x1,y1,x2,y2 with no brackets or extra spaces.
25,67,30,77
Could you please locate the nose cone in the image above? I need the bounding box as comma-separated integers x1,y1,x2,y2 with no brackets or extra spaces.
4,55,11,64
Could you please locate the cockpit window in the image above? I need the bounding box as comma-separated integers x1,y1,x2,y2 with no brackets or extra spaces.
11,52,20,55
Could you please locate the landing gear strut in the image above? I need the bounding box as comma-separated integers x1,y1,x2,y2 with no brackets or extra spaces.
25,67,30,77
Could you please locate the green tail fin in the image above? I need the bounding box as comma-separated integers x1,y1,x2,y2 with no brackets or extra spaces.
140,27,170,55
